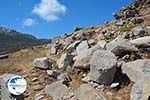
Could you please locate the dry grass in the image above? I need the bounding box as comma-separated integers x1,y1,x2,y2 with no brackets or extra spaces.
0,48,49,75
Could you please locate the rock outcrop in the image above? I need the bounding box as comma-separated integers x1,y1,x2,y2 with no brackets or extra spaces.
122,59,150,82
90,50,117,85
106,33,138,56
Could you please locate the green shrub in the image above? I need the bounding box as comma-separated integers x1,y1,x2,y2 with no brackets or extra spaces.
73,34,81,40
119,23,133,32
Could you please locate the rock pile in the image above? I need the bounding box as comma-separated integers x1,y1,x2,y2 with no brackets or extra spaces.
0,0,149,100
31,1,150,99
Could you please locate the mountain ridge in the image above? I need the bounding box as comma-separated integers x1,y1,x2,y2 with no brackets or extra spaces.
0,26,51,53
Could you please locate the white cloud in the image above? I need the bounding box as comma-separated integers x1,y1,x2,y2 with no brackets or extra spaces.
23,18,37,27
32,0,67,22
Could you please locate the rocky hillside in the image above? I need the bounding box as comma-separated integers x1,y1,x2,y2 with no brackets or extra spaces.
0,0,150,100
0,27,50,53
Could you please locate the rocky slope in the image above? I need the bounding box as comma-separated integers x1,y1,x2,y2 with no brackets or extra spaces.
0,27,50,53
0,0,150,100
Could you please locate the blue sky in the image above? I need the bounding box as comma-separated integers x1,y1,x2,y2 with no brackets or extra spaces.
0,0,132,39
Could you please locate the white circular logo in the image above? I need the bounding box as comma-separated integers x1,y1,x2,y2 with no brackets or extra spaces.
7,75,27,95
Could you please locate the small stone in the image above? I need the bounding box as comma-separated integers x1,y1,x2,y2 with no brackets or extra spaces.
46,70,60,78
110,82,120,88
33,57,52,69
57,73,72,82
32,77,38,82
82,76,91,83
88,39,96,45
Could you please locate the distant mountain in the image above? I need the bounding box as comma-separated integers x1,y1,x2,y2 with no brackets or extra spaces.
0,27,51,53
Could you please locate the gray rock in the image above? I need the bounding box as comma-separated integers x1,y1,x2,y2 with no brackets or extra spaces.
65,41,81,53
131,77,150,100
76,40,89,55
124,9,138,19
57,73,71,82
96,40,107,49
106,33,138,56
88,39,96,45
129,36,150,47
46,70,61,78
90,50,117,85
45,81,69,100
130,17,144,24
73,41,103,69
122,59,150,82
62,92,76,100
46,44,52,49
51,45,57,54
146,26,150,34
0,74,24,100
57,53,73,69
131,27,146,37
116,20,126,26
33,57,51,69
74,84,107,100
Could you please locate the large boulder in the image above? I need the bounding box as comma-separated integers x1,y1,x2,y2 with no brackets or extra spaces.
122,59,150,82
106,33,138,56
44,81,69,100
76,40,89,55
57,53,73,69
73,41,103,69
131,77,150,100
33,57,52,69
74,84,107,100
90,50,117,85
129,36,150,47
